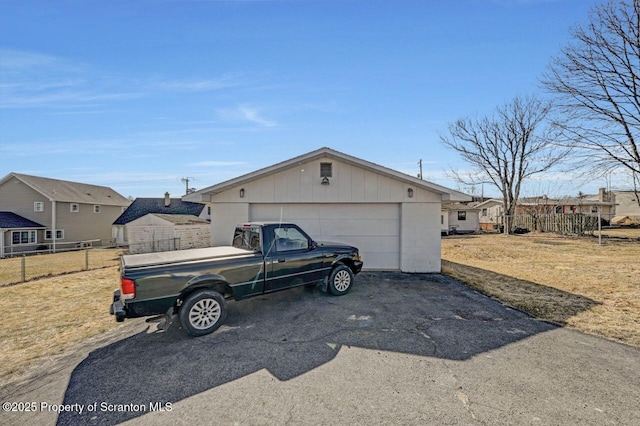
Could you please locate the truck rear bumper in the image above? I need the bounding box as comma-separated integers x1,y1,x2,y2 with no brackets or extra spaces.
110,289,126,322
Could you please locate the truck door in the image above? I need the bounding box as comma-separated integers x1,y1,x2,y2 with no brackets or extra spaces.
264,225,327,292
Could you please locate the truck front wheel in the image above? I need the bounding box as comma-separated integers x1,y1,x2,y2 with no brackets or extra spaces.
328,264,354,296
179,290,227,336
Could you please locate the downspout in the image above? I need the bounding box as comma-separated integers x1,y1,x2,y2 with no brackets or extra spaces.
51,200,56,253
0,228,4,258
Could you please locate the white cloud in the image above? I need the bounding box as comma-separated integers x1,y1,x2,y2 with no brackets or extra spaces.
238,105,277,127
188,160,247,167
156,73,244,91
217,104,277,127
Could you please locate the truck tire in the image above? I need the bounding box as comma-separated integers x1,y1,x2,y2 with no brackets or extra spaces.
179,290,227,336
328,264,354,296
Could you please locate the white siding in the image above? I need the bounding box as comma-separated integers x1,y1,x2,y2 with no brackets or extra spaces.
250,203,401,270
402,203,441,273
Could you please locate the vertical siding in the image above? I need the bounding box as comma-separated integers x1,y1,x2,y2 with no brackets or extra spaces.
213,158,441,204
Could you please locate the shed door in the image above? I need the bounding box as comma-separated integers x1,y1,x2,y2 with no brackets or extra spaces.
249,203,400,270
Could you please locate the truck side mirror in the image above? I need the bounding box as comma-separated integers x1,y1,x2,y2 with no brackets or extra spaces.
310,240,318,250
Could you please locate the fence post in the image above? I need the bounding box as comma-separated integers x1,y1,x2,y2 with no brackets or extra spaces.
21,254,26,282
85,248,89,270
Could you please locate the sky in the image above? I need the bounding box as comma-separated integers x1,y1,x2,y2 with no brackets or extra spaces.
1,0,614,200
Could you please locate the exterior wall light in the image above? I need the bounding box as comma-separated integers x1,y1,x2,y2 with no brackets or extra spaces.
321,177,330,185
407,188,414,198
239,188,245,198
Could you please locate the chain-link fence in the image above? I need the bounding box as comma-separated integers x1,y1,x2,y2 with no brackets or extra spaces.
126,238,181,254
0,247,124,286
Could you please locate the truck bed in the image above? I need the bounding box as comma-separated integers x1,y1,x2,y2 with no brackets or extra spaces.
121,246,256,268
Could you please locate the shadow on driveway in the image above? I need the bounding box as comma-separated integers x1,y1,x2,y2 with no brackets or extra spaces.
57,272,584,425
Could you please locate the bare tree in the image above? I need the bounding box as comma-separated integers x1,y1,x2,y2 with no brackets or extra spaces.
543,0,640,207
440,95,565,234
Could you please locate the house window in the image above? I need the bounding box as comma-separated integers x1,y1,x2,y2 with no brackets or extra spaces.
458,211,466,221
34,202,44,212
94,205,101,213
320,162,333,178
70,203,79,213
591,206,598,214
482,208,488,216
45,230,64,240
12,230,36,245
441,215,444,225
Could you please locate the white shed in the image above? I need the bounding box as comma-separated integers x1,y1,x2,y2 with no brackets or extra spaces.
184,147,469,272
126,213,210,254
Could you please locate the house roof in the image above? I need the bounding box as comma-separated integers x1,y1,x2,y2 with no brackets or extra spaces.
113,198,206,225
0,212,45,229
184,147,471,202
441,203,481,212
0,173,130,206
518,195,615,207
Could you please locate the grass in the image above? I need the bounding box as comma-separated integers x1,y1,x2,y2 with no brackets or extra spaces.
442,233,640,348
0,266,129,387
0,248,123,285
597,227,640,239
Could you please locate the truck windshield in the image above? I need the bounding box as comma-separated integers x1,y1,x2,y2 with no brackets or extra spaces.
232,228,261,251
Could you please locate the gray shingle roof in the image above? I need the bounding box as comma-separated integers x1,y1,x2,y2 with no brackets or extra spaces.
113,198,206,225
3,173,130,206
0,212,45,229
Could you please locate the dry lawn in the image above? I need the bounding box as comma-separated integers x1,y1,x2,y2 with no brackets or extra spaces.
0,267,128,387
0,248,123,285
598,227,640,239
442,233,640,347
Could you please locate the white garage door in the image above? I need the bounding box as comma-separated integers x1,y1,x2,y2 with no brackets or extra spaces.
249,203,400,270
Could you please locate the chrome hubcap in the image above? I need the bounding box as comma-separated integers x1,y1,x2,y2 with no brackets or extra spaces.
189,298,221,330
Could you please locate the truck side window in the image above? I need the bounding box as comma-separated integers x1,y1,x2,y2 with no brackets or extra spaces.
274,227,308,252
233,228,261,251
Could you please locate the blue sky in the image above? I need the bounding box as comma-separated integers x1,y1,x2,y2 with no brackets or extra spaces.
1,0,607,199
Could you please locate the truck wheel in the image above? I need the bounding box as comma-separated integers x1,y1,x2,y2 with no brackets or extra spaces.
179,290,227,336
328,264,354,296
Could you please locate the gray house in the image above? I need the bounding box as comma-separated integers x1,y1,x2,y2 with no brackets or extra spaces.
0,173,130,253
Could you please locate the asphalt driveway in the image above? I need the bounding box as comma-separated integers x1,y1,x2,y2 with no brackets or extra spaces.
3,272,639,425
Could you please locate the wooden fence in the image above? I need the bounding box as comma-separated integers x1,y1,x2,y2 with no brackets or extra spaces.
513,213,599,236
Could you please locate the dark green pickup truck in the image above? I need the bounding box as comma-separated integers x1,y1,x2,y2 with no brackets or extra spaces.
111,222,363,336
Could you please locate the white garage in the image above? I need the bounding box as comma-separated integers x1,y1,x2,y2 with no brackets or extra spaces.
184,147,469,273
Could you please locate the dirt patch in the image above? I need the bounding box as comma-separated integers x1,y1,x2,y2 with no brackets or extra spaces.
442,233,640,347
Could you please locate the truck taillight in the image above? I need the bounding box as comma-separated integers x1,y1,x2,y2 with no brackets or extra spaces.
121,278,136,300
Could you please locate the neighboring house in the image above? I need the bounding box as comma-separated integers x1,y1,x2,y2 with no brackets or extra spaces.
441,203,481,235
476,199,504,231
518,189,616,224
0,173,130,252
184,147,470,273
611,190,640,224
0,212,46,257
125,213,210,254
112,192,208,246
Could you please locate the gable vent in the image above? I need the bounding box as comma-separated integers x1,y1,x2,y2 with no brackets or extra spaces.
320,162,332,178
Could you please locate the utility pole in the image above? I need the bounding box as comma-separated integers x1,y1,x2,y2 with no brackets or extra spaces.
417,159,423,180
181,177,194,195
